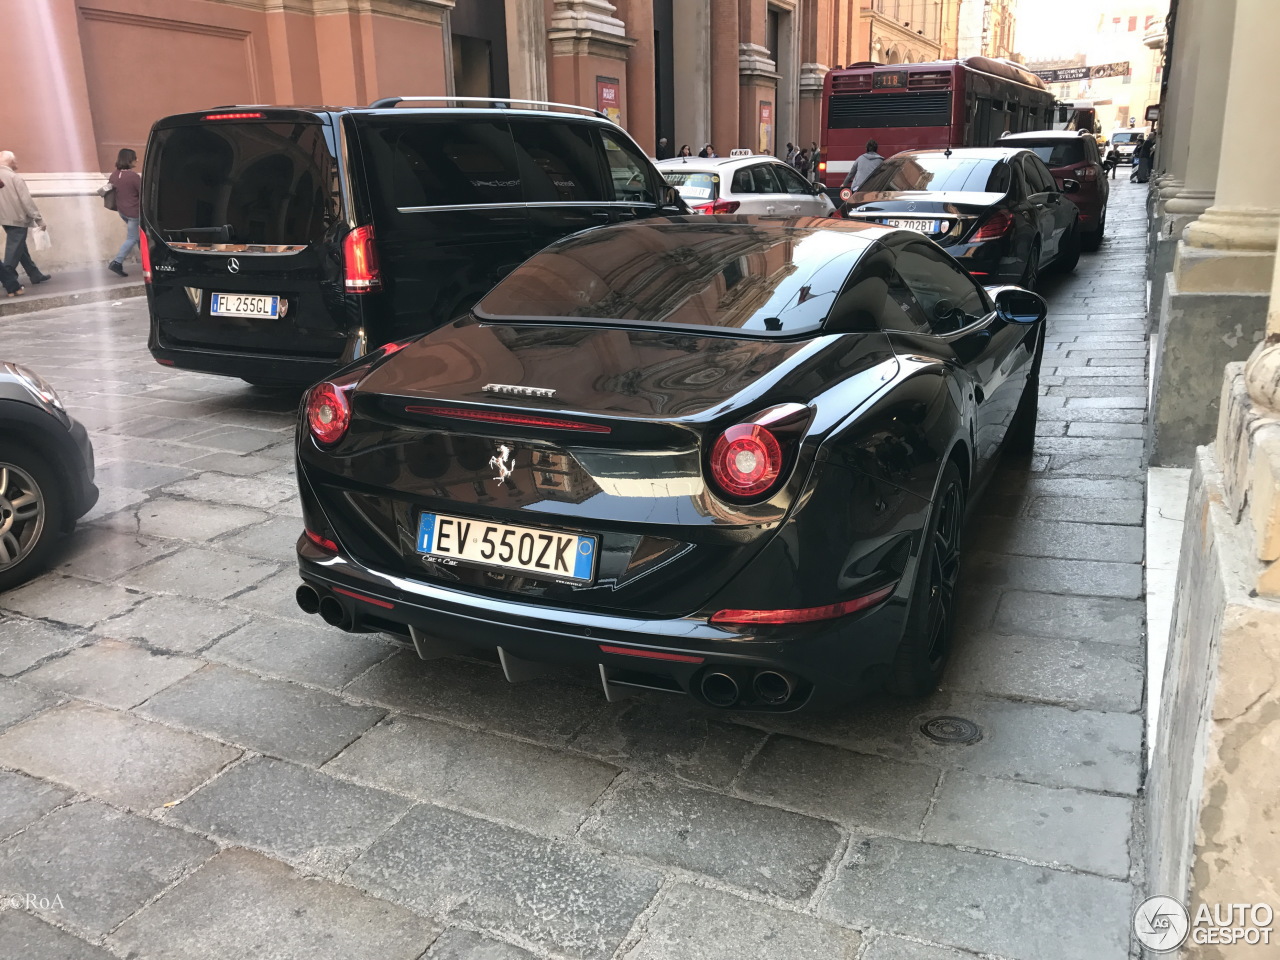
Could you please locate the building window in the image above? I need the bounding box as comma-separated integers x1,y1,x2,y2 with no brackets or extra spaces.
1128,16,1138,31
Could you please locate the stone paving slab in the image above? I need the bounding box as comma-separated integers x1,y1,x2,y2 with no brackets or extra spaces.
923,772,1133,879
206,617,395,689
51,525,179,581
168,756,413,874
343,650,611,745
129,496,270,542
0,616,86,675
215,514,306,561
945,632,1143,713
326,713,619,836
735,735,940,836
20,638,202,709
568,697,766,790
821,837,1132,960
744,692,1142,795
966,552,1143,599
860,935,979,960
623,883,861,960
347,802,662,960
0,575,139,627
141,664,385,765
0,908,118,960
161,471,297,509
1024,495,1144,525
95,594,249,653
119,545,279,601
974,517,1144,563
0,701,239,810
0,769,73,839
109,848,439,960
580,778,842,900
426,928,538,959
0,677,59,730
0,801,214,938
992,591,1144,645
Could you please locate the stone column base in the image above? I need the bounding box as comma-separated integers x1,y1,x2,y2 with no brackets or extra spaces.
1148,279,1267,466
1147,377,1280,946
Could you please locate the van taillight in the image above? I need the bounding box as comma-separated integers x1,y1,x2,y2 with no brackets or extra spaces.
343,225,382,293
139,228,153,283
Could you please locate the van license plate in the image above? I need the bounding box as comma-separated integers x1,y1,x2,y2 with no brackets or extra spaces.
882,219,939,233
416,512,597,583
211,293,279,318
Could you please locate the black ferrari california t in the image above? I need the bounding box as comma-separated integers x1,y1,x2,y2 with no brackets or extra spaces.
293,216,1047,712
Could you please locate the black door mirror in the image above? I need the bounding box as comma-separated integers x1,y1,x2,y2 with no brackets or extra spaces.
1061,178,1081,193
992,286,1047,324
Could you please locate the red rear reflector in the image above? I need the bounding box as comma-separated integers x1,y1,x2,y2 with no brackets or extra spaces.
202,112,266,121
692,198,741,215
972,210,1014,240
710,583,897,625
343,224,382,293
304,529,338,553
139,227,153,283
598,644,706,664
156,358,175,366
405,405,611,433
332,586,394,609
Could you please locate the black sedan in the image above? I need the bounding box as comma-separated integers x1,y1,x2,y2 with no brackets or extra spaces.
293,217,1047,711
0,362,98,590
839,148,1081,289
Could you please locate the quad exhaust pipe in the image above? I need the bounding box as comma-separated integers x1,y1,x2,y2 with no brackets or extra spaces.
296,583,356,632
699,668,800,707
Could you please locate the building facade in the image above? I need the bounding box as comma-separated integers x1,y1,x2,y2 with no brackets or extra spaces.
1144,0,1280,932
955,0,1015,61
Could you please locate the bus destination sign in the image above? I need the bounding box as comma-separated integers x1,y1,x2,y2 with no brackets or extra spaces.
874,71,906,88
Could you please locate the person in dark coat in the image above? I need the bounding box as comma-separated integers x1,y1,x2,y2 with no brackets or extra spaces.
107,148,142,277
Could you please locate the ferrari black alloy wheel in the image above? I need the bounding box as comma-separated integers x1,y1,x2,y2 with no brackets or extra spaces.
889,460,965,697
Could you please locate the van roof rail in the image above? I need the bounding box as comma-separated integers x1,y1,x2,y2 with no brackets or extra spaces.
368,96,607,119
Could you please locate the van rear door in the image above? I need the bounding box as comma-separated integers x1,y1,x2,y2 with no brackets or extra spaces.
143,111,351,362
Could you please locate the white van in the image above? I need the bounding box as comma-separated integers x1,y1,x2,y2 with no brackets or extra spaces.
1108,128,1148,163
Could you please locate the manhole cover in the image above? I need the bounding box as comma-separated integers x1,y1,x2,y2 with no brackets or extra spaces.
920,716,983,745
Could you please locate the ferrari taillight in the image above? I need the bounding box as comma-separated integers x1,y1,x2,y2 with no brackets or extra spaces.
972,210,1014,241
306,381,352,445
710,424,782,498
692,198,742,215
343,224,382,293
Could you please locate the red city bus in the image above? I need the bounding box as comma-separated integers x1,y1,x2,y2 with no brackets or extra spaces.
818,57,1055,190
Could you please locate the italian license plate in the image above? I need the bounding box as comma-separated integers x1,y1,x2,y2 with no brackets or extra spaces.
416,513,597,583
210,293,279,318
882,218,939,233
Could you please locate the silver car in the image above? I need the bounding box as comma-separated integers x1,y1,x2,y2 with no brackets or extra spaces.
657,156,836,217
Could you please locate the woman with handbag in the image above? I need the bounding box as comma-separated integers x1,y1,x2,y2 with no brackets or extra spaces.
106,148,142,277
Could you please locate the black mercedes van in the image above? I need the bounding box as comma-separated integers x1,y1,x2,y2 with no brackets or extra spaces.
141,99,684,386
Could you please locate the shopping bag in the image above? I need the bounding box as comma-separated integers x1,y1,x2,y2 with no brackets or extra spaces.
29,226,52,252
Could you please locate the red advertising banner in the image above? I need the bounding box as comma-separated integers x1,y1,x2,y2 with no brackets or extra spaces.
596,77,621,124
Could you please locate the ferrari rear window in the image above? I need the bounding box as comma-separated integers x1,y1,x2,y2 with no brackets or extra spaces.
476,220,872,335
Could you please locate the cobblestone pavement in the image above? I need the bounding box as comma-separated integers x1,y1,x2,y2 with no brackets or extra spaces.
0,179,1150,960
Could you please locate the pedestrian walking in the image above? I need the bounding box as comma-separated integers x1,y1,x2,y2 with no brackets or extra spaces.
784,141,796,165
0,151,49,298
656,137,671,160
809,141,822,182
106,148,142,277
841,139,885,193
677,144,693,158
794,148,810,178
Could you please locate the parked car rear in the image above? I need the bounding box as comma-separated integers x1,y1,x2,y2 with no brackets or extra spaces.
998,130,1108,250
657,156,835,217
142,101,684,386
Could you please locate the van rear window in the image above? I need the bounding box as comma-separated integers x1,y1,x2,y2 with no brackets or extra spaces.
148,122,337,245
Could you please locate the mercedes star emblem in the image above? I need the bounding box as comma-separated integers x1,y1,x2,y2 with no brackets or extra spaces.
907,201,916,212
227,257,241,274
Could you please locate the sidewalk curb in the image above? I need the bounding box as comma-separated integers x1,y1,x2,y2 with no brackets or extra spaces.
0,282,145,319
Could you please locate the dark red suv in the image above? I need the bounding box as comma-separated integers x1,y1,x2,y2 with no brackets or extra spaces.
998,130,1109,251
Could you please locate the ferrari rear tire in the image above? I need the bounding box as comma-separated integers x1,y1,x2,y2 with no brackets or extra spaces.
887,460,964,698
